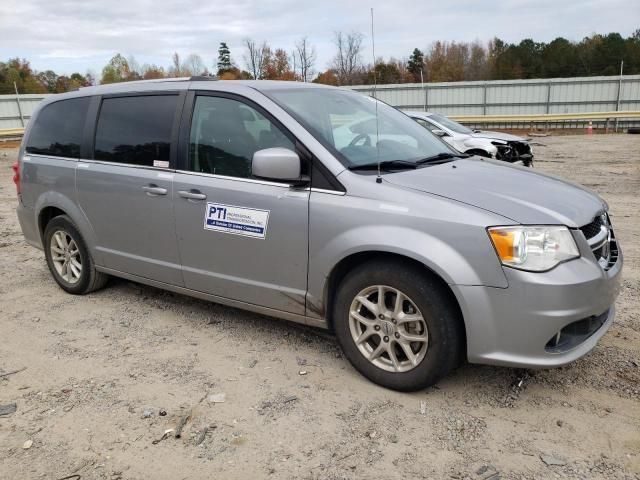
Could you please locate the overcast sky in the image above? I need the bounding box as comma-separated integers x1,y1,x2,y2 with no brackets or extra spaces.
1,0,637,76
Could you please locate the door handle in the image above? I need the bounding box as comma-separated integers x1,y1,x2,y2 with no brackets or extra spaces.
142,185,168,196
178,190,207,200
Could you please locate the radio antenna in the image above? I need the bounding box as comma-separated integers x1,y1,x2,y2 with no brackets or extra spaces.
370,7,381,184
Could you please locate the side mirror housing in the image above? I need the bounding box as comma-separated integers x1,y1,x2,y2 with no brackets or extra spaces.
252,148,304,183
432,129,448,137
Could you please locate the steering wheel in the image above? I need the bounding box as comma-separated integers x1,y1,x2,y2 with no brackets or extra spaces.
349,133,372,147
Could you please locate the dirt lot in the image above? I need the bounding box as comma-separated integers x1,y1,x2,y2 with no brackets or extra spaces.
0,134,638,480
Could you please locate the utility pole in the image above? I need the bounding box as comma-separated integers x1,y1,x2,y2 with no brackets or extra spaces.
615,60,624,132
13,82,25,127
420,68,426,112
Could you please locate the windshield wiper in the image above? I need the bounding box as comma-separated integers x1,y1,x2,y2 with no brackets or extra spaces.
416,152,469,164
348,159,417,171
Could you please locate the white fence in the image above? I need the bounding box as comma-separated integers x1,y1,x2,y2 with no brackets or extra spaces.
348,74,640,115
1,74,640,130
0,94,50,129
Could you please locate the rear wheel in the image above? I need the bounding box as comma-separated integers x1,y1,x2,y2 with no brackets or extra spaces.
333,260,463,391
44,215,108,294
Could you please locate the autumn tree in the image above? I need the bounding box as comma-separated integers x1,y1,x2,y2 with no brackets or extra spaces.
294,37,316,82
313,69,338,85
466,41,488,80
142,64,166,79
263,48,296,80
36,70,59,92
369,60,402,84
0,58,47,94
243,39,268,79
101,54,130,84
168,52,183,77
126,55,142,80
332,31,364,85
185,54,206,76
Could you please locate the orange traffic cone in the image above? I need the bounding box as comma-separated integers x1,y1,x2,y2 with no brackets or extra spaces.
587,121,593,135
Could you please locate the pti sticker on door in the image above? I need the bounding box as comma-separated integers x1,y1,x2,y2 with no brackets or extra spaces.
203,203,270,239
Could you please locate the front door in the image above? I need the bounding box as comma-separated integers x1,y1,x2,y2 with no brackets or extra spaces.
172,93,309,314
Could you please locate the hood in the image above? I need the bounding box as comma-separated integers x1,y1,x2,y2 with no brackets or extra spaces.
384,158,604,227
471,130,528,142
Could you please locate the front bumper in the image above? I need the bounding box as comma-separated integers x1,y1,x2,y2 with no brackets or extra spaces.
495,141,534,167
452,245,623,368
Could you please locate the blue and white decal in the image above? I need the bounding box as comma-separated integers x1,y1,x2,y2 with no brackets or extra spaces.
203,203,270,239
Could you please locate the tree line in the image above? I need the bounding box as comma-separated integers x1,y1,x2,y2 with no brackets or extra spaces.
2,30,639,94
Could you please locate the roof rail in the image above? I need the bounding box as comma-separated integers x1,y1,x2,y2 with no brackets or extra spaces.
189,76,218,81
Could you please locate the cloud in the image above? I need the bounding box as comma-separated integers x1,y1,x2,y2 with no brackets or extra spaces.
0,0,636,75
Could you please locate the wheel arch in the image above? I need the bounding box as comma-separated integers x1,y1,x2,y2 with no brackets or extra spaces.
464,148,492,158
323,250,466,355
34,193,101,264
38,206,67,241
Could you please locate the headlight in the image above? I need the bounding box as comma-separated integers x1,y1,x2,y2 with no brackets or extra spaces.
488,226,579,272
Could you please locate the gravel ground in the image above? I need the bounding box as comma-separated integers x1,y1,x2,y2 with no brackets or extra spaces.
0,134,638,480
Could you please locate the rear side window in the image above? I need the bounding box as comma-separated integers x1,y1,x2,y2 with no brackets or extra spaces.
26,97,90,158
94,95,177,166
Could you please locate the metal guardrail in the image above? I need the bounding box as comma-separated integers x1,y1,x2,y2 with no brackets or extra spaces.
1,111,639,139
0,127,25,138
448,111,640,123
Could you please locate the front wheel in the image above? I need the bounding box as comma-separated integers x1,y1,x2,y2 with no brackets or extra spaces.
333,260,463,391
43,215,108,294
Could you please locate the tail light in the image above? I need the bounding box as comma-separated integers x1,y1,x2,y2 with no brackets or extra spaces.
12,160,20,195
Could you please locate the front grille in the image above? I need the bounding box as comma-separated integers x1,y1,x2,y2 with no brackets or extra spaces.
510,141,532,156
494,141,533,166
580,215,604,240
579,213,618,271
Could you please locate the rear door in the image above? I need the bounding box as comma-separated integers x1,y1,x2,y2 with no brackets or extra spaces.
172,92,309,314
76,92,185,285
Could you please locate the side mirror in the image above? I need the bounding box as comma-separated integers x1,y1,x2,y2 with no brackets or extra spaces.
432,129,448,137
252,148,304,183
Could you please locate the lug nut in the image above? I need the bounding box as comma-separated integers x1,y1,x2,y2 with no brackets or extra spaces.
383,336,389,342
374,325,380,331
378,314,385,320
394,332,400,339
392,318,397,324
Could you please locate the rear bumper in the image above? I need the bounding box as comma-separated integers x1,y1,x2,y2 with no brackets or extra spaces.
452,250,623,368
16,201,42,249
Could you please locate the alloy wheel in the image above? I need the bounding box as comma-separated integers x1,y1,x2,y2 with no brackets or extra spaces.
348,285,429,373
50,230,82,284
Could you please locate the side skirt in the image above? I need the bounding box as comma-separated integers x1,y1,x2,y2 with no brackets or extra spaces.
96,266,328,329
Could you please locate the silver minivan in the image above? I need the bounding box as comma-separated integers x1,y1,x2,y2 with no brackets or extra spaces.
14,78,622,391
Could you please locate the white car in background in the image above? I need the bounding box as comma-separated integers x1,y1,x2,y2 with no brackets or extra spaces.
407,111,534,167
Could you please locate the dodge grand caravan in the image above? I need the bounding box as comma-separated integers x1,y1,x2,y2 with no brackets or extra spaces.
14,78,622,391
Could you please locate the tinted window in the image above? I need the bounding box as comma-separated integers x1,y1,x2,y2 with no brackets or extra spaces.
94,95,177,166
189,96,295,178
26,97,89,158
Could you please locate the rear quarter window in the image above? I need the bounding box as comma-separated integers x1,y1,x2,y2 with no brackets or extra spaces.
94,95,177,166
26,97,90,158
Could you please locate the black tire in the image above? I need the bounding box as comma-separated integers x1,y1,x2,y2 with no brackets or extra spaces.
43,215,108,294
465,149,491,158
332,260,463,391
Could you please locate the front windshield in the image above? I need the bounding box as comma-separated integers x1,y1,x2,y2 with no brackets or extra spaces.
429,113,473,134
265,88,455,168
